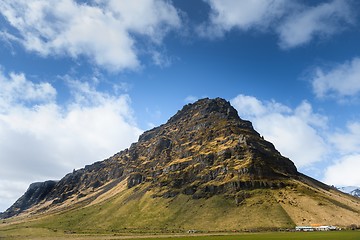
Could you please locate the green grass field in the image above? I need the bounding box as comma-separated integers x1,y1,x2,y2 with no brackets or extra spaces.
1,229,360,240
151,231,360,240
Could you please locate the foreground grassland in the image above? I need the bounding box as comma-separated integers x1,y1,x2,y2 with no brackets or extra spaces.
0,229,360,240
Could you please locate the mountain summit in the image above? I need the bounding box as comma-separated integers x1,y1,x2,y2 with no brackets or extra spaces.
128,97,298,197
1,98,359,231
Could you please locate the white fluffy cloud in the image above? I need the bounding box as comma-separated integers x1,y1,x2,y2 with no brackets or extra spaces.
330,122,360,154
311,57,360,99
231,94,328,168
201,0,355,49
323,122,360,186
324,155,360,186
0,70,142,211
0,0,181,71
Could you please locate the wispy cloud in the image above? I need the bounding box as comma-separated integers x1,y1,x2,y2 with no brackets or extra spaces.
184,95,199,103
200,0,356,49
0,0,181,72
0,69,142,211
311,57,360,100
277,0,355,49
198,0,288,37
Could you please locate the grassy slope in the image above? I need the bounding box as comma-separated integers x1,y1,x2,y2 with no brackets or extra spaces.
26,185,294,233
275,180,360,226
1,179,359,237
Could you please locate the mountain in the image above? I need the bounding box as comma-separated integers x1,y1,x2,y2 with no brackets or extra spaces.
1,98,359,233
338,186,360,198
352,189,360,197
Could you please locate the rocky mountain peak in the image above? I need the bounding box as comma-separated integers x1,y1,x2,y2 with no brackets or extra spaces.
167,97,241,124
138,98,253,144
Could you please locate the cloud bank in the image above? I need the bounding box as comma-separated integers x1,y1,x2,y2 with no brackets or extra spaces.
0,70,142,211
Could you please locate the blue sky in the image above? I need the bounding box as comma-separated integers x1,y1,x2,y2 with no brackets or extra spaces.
1,0,360,212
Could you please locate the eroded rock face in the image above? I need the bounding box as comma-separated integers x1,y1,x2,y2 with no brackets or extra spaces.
1,98,298,218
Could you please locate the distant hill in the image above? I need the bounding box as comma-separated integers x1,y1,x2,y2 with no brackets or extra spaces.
1,98,359,233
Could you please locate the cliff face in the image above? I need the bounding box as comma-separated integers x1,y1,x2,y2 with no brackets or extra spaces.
2,98,298,218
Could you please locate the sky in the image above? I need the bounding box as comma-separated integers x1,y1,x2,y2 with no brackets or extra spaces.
1,0,360,212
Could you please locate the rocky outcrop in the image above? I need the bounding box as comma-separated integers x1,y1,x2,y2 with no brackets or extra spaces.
1,180,57,219
2,98,299,219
